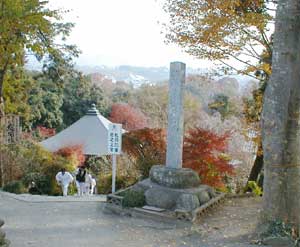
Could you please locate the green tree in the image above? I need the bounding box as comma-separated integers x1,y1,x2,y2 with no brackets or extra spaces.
61,73,107,128
3,68,33,125
0,0,79,116
28,73,64,129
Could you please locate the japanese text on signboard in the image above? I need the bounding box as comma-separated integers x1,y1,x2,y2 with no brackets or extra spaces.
108,123,122,154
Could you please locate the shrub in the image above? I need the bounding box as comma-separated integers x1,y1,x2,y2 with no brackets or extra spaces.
22,172,51,195
0,144,25,185
261,220,298,243
97,174,133,194
3,181,26,194
122,190,145,208
245,181,263,196
1,141,78,196
17,142,76,195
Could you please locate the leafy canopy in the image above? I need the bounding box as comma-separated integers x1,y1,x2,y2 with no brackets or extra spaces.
0,0,79,112
164,0,276,78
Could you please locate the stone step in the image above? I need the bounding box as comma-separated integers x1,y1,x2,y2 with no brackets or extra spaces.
132,207,186,224
142,206,166,212
133,207,172,218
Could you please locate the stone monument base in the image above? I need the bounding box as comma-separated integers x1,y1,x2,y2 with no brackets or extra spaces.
105,165,224,222
149,165,201,189
132,178,216,211
131,165,216,211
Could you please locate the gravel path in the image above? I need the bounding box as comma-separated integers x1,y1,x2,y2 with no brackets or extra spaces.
0,192,264,247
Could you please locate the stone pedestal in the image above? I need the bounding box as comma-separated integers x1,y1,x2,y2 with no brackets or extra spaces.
132,166,216,211
149,165,200,189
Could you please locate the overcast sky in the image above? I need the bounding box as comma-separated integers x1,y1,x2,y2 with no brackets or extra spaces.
48,0,213,68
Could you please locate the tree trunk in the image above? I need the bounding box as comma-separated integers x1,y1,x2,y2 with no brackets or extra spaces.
248,139,263,182
0,70,5,117
262,0,300,230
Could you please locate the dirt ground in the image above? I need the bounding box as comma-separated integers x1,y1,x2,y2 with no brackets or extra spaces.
189,196,263,246
0,192,264,247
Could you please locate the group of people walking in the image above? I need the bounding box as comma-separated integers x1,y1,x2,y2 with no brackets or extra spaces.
55,167,96,196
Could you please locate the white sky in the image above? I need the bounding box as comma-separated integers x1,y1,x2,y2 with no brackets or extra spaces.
48,0,213,68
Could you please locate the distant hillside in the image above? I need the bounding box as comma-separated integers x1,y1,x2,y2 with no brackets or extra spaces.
25,59,255,90
76,65,212,87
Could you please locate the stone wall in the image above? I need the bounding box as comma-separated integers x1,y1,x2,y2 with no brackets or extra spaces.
0,219,9,247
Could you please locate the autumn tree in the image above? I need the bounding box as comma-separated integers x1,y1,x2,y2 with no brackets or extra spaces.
164,0,274,78
0,0,79,116
109,103,148,131
35,126,56,139
122,128,166,178
262,0,300,231
183,127,234,189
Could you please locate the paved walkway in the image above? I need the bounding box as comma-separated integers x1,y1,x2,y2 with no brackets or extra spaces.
0,191,264,247
0,191,107,203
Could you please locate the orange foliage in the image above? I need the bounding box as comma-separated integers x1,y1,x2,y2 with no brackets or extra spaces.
109,103,148,131
21,126,56,141
123,127,234,188
123,128,166,161
123,128,166,177
183,128,234,189
36,126,56,138
55,145,85,166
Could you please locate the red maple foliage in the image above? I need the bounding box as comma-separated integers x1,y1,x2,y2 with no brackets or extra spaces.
36,126,56,138
55,145,86,166
183,127,234,189
123,128,166,178
109,103,148,131
21,126,56,141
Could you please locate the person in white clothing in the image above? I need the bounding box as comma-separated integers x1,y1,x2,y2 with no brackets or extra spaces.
55,168,74,196
90,177,96,195
85,172,93,195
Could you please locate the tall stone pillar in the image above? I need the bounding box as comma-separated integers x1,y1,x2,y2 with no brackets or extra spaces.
148,62,200,189
130,62,215,212
166,62,185,169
